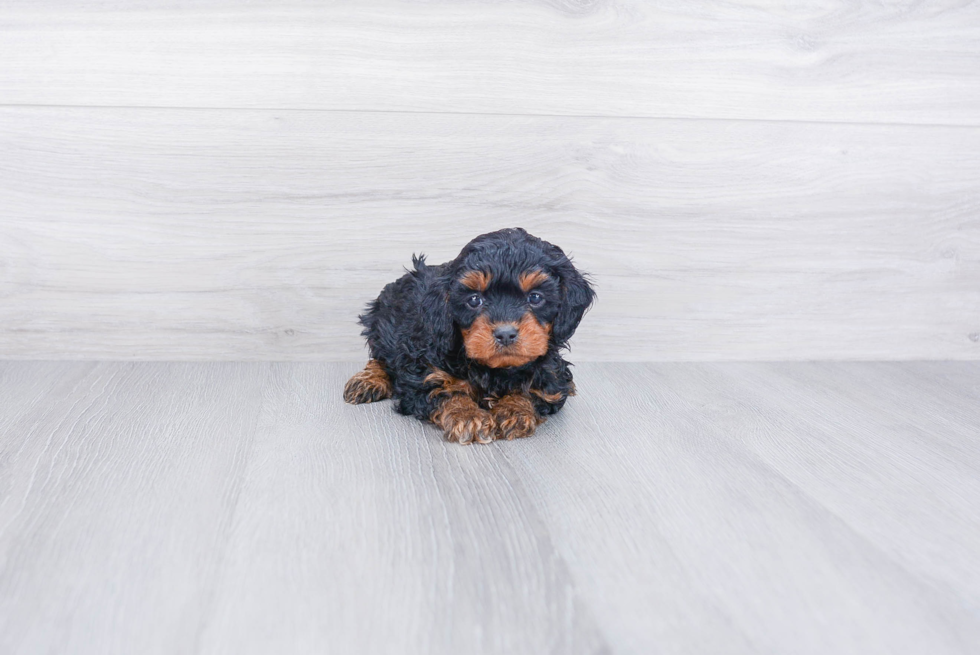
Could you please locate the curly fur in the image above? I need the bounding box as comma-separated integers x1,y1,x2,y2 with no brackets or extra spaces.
344,228,595,444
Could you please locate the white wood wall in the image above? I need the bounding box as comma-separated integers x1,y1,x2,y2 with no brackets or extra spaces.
1,1,978,360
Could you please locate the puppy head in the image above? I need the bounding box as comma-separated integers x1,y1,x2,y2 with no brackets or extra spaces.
446,228,595,368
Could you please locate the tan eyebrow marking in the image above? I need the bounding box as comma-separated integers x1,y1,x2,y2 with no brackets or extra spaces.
519,269,550,293
459,270,492,291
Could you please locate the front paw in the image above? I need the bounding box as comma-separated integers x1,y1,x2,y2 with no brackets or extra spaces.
491,394,544,440
432,396,495,445
448,409,495,445
343,360,392,404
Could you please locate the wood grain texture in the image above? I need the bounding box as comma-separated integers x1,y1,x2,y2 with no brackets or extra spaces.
196,364,606,655
503,362,980,653
2,107,978,360
0,362,270,655
0,361,978,654
2,1,980,125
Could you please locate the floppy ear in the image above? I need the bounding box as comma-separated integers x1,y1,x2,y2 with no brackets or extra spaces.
413,255,456,363
551,255,596,348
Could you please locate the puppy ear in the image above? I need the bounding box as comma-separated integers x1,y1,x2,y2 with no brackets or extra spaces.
551,255,595,348
414,255,456,362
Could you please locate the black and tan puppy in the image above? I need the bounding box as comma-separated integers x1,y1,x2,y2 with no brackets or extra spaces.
344,228,595,444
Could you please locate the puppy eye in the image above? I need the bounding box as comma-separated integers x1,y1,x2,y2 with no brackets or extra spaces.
527,291,544,306
466,294,483,309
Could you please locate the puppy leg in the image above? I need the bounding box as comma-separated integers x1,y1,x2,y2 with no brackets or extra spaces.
425,370,494,445
490,393,544,440
343,359,393,404
529,384,573,414
431,395,496,445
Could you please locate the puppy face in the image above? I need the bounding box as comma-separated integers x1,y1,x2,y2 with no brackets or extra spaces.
452,267,557,368
445,229,594,368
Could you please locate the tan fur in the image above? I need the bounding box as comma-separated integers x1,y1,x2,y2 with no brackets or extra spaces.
459,270,492,292
529,388,566,404
519,269,551,292
462,313,551,368
491,393,544,440
343,359,393,404
431,394,494,444
424,369,476,400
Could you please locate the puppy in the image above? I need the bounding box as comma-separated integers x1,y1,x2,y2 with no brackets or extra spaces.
344,228,595,444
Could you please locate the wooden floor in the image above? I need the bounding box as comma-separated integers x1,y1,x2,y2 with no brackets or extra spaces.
0,361,977,654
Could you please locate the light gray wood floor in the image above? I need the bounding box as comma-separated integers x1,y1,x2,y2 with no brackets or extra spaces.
0,361,977,654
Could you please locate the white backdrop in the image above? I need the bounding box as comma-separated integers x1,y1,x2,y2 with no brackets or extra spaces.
2,1,978,360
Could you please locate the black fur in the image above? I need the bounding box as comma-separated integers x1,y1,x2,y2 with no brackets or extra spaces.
355,228,595,425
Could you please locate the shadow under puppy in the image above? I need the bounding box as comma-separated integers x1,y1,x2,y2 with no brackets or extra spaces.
344,228,595,445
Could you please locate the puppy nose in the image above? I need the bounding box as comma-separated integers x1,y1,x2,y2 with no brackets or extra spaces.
493,325,519,346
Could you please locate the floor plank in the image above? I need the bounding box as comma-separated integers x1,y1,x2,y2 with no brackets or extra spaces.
0,362,978,654
196,363,606,655
2,107,978,361
502,362,980,653
0,363,269,655
2,1,980,125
